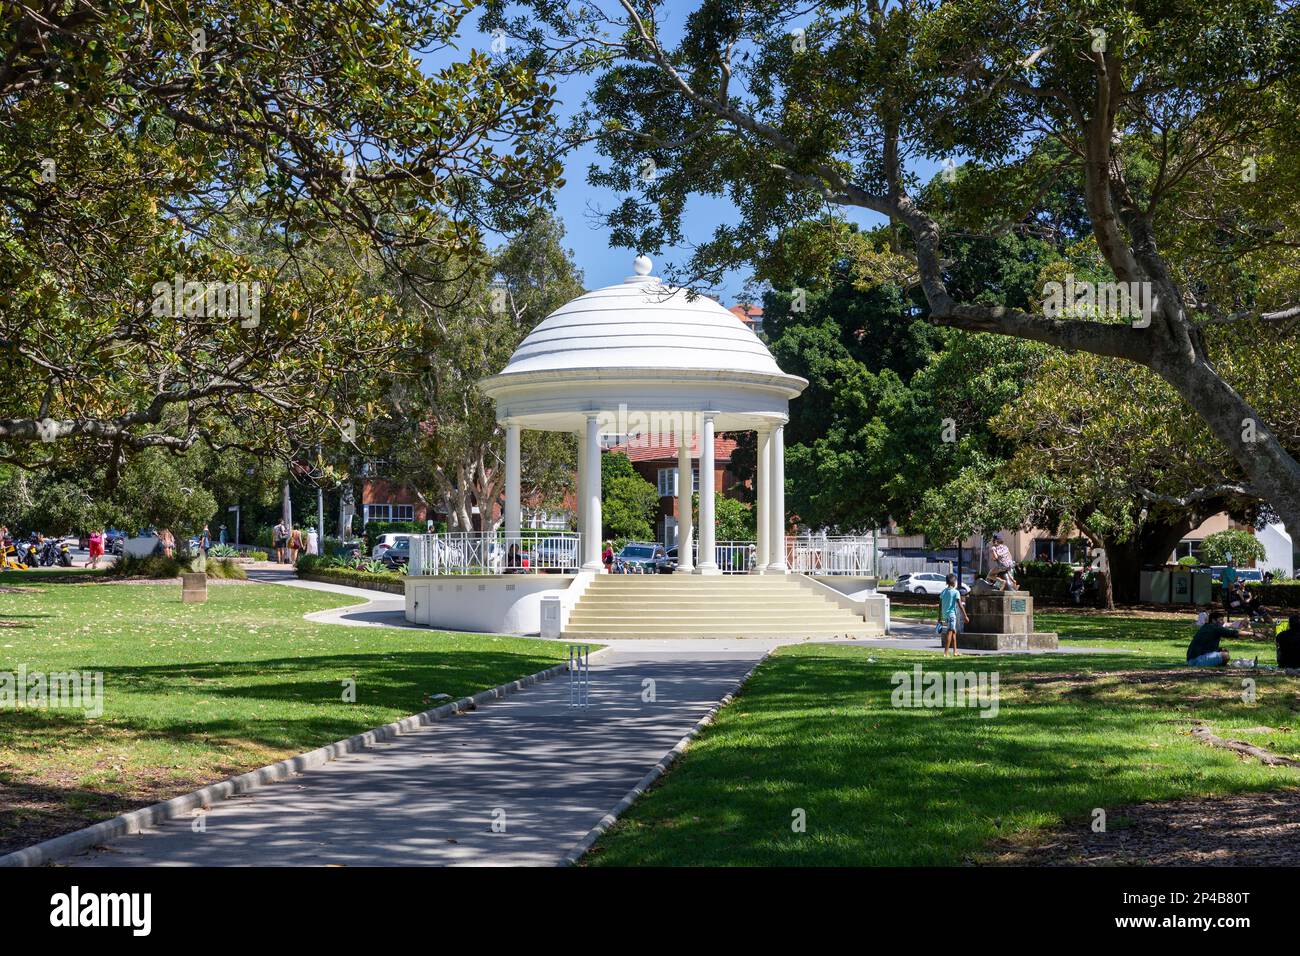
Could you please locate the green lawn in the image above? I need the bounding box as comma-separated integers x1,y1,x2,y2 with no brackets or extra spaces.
0,578,575,853
586,626,1300,866
890,602,1280,660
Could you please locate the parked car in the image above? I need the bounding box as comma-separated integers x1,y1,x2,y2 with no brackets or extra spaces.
657,547,680,574
616,542,668,573
891,571,969,595
1208,566,1265,583
380,536,410,570
105,528,127,556
372,533,413,559
530,536,579,572
120,529,162,559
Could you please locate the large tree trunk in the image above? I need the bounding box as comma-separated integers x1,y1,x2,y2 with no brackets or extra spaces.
1102,511,1213,605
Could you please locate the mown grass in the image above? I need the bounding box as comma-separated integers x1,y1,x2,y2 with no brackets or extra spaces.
890,603,1280,660
587,633,1300,866
0,579,575,853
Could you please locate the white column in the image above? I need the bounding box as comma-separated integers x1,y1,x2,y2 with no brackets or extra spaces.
576,430,587,544
676,430,694,573
582,414,603,570
755,426,771,573
504,422,521,536
768,422,787,572
695,414,719,574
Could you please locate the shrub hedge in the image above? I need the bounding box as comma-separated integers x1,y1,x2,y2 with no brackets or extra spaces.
296,567,403,594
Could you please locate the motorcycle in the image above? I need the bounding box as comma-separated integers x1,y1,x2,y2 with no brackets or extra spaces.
17,540,40,568
39,539,72,567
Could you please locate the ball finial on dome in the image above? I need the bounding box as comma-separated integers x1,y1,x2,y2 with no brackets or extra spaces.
633,254,653,276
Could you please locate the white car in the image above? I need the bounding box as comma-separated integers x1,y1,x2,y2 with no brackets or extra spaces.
891,572,970,595
372,533,413,559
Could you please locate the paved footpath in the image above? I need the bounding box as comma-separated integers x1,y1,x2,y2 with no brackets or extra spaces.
64,572,769,866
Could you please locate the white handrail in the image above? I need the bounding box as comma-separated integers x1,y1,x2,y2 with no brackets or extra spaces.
784,535,877,576
409,531,582,575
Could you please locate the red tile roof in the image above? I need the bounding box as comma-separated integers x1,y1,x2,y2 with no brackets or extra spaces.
605,433,737,464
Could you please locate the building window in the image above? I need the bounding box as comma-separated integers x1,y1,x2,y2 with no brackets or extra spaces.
663,516,678,548
656,467,701,497
364,503,414,525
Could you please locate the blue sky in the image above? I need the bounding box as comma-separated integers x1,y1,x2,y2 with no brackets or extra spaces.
436,7,943,304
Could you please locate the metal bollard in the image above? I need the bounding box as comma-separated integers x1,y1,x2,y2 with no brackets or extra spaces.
568,643,590,708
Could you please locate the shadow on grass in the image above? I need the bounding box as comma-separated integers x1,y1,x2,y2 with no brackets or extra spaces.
588,648,1300,866
0,775,162,856
0,651,565,752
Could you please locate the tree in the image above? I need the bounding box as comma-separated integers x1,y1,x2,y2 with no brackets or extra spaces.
755,219,1050,531
0,449,217,534
1201,530,1267,568
372,209,584,531
0,1,561,461
600,452,658,540
712,494,756,540
539,0,1300,536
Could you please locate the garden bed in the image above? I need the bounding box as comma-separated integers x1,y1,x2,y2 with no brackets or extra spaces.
296,569,404,594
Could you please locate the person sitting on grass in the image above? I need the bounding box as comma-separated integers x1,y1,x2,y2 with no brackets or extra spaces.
938,573,970,657
1226,581,1273,624
1276,614,1300,670
1186,610,1236,667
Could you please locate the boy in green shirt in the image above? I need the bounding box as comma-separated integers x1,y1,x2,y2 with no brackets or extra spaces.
1186,610,1235,667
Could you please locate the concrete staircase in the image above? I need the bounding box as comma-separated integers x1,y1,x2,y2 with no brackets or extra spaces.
563,574,881,639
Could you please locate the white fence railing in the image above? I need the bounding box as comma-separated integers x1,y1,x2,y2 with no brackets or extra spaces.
686,540,761,574
405,530,942,579
784,535,877,575
409,531,582,575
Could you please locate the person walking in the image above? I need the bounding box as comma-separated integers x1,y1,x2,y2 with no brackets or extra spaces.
939,573,970,657
273,519,289,564
159,528,175,558
288,525,305,565
86,528,105,569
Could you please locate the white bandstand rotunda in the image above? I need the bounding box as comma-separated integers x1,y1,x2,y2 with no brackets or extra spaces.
478,255,806,574
402,256,888,639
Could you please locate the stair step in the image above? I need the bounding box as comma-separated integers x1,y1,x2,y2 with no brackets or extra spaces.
574,598,837,606
565,573,871,639
566,630,883,634
566,614,857,625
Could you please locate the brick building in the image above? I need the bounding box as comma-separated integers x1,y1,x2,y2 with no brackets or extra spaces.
604,433,744,547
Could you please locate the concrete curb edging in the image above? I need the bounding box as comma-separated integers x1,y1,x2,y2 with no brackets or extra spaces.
555,651,771,867
0,652,605,868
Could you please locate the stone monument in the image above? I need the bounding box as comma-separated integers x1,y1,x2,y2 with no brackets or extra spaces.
956,582,1057,650
181,571,208,604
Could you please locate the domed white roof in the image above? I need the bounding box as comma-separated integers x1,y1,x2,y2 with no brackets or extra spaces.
497,258,784,376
